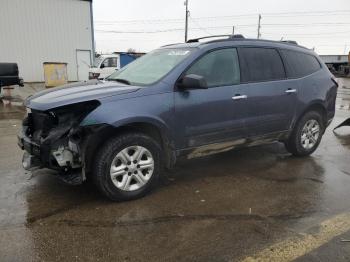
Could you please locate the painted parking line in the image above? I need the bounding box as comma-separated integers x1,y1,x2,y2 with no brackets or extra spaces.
241,212,350,262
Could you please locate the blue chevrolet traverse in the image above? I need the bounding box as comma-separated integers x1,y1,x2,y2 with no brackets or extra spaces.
18,35,338,201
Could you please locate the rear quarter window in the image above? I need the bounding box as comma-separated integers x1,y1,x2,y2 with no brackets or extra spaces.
238,47,286,83
280,50,321,78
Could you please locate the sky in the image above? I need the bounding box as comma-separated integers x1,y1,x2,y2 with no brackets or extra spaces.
92,0,350,55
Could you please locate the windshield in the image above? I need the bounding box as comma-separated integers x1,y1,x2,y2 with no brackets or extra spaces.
106,48,193,85
92,57,103,68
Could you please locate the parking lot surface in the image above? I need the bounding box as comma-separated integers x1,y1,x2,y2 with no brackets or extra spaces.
0,79,350,261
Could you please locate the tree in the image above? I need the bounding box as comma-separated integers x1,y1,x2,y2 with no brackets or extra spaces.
127,48,136,53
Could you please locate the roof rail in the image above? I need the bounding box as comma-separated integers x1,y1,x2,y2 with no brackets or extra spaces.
231,34,245,39
186,35,231,43
161,43,183,47
186,34,244,43
281,40,298,45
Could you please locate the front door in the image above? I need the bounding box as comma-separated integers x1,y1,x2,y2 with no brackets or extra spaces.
174,48,246,151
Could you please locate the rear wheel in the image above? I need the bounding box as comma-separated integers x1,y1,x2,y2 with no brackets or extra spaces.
93,133,161,201
285,111,324,157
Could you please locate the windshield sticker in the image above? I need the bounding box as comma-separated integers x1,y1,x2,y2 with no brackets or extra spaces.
167,50,190,56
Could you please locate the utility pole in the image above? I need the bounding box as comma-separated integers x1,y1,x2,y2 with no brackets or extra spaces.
232,26,235,36
184,0,189,42
257,14,262,39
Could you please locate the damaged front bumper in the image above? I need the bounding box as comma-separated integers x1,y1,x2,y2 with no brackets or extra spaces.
17,101,102,182
17,127,82,171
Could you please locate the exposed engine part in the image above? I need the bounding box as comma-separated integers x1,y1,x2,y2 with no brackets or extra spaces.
68,140,79,153
52,146,81,168
19,101,102,184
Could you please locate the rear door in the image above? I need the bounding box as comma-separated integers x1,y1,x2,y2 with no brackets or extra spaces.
174,48,246,150
237,47,297,137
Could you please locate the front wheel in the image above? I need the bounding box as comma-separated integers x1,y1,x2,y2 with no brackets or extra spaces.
93,133,162,201
285,111,325,157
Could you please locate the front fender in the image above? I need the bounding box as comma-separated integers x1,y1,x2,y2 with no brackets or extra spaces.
80,93,175,146
111,115,169,132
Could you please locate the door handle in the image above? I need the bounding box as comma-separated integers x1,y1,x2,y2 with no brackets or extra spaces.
232,95,248,100
285,89,297,94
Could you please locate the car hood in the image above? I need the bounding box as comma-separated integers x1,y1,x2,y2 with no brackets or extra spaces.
25,80,141,111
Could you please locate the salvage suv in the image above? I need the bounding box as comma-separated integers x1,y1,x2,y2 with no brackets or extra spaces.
18,35,338,201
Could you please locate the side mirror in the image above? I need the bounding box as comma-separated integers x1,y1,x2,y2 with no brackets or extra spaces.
100,63,105,69
180,74,207,89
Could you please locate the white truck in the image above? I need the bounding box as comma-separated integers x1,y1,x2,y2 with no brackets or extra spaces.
89,53,142,80
89,54,119,80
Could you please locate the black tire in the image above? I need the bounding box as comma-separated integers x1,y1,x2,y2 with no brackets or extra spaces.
285,111,325,157
93,132,162,201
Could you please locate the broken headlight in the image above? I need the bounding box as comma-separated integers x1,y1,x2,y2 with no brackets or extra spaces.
25,100,100,139
49,100,101,128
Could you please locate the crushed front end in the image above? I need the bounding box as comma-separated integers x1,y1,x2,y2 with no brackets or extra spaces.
17,101,101,183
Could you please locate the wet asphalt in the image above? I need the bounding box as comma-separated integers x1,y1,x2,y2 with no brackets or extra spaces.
0,79,350,262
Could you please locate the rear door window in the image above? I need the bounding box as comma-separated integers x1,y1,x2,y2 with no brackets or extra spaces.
280,50,321,78
238,47,286,83
185,48,240,87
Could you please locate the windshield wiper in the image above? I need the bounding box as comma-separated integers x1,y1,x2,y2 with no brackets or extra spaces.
108,78,131,85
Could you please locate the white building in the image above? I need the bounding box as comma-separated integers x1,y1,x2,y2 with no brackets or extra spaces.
319,55,349,65
0,0,94,82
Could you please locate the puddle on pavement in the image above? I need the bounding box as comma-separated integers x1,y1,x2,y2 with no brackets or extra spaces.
0,98,25,120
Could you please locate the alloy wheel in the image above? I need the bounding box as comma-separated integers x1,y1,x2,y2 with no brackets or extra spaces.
109,146,154,191
301,119,320,150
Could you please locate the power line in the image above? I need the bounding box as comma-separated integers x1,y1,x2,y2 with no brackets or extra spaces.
95,24,258,31
94,10,350,24
190,11,350,21
95,24,260,34
260,10,350,16
96,29,184,34
262,22,350,27
263,30,350,36
96,22,350,34
189,17,213,36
